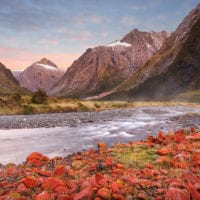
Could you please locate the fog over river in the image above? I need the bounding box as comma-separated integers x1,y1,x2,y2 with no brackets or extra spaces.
0,106,199,164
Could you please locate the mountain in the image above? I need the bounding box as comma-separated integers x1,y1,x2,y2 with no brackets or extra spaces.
17,58,65,94
0,62,28,95
103,3,200,100
51,30,169,98
12,70,23,79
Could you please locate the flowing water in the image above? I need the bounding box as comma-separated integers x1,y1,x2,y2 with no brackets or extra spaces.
0,106,199,164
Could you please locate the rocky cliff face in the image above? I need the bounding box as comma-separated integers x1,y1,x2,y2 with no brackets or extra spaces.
0,63,28,95
51,30,169,98
17,58,65,94
107,3,200,100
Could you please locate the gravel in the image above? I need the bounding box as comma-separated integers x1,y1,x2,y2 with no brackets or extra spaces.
0,109,132,129
0,107,199,130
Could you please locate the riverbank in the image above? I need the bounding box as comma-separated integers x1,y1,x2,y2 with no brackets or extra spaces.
0,127,199,199
0,93,200,116
0,106,200,129
0,106,200,165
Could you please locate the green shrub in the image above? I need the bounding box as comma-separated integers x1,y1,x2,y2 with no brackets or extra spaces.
31,89,47,104
11,93,22,105
23,105,34,114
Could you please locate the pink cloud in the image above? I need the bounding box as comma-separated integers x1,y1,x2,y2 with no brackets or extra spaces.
0,47,81,70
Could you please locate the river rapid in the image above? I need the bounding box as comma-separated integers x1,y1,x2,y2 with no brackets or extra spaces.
0,106,199,164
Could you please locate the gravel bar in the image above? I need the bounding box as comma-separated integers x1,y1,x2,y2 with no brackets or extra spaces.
0,106,199,130
0,109,133,129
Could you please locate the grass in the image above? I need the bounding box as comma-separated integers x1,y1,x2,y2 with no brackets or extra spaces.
172,89,200,103
0,93,199,115
110,143,161,169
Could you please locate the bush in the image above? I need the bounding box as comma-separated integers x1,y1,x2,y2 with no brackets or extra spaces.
11,93,22,105
23,105,35,115
31,89,47,104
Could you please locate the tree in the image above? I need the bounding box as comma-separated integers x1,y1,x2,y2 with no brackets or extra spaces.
31,89,47,104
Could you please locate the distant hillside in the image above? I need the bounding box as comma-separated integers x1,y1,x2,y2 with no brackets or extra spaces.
0,62,29,96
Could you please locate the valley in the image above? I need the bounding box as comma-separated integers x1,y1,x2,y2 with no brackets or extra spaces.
0,106,199,164
0,2,199,199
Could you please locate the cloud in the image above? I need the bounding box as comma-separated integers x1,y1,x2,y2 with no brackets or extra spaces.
0,1,73,32
0,1,104,33
120,15,138,27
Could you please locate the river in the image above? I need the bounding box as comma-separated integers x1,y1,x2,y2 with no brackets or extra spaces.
0,106,199,164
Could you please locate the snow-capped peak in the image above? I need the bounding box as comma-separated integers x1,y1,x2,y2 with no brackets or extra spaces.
36,63,57,70
105,40,132,47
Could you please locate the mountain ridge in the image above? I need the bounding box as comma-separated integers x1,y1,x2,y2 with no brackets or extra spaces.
16,58,65,94
0,62,29,95
99,3,200,100
51,29,169,98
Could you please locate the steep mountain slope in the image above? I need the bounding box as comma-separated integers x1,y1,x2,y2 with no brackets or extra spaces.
0,63,28,95
17,58,65,94
106,3,200,100
51,30,169,98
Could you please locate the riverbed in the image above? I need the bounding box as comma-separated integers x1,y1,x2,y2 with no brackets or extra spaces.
0,106,199,164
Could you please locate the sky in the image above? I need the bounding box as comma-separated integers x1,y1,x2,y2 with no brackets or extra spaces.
0,0,199,70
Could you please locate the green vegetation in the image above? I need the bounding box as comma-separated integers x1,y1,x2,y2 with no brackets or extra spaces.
0,93,199,115
110,144,159,168
31,89,48,104
172,89,200,103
